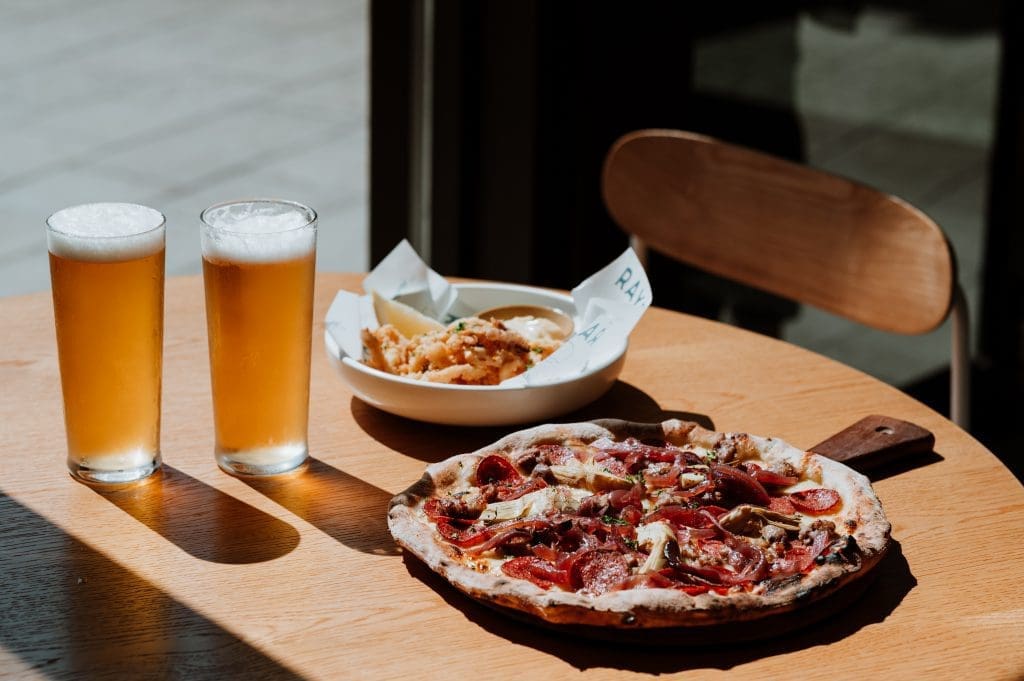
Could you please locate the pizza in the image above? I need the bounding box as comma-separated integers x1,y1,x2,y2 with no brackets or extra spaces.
388,419,890,634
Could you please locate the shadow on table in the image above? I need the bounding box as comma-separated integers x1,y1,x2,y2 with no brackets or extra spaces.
402,540,915,673
350,380,715,464
0,492,306,679
240,457,399,556
864,450,946,482
567,380,715,428
95,465,300,564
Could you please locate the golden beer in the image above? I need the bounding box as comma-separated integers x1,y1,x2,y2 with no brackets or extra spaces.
47,203,165,484
200,199,317,475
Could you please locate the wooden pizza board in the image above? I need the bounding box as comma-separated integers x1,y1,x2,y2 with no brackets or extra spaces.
450,415,934,645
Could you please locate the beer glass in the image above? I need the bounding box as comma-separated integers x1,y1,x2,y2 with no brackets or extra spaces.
200,199,317,476
47,203,166,484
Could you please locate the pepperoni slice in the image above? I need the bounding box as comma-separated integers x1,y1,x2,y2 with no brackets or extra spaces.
789,489,842,515
768,496,796,515
501,557,567,590
569,549,630,595
475,455,522,484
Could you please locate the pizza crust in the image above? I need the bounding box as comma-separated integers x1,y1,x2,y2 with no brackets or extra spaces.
388,419,891,631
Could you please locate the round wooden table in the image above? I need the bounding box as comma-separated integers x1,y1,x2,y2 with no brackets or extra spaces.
1,273,1021,679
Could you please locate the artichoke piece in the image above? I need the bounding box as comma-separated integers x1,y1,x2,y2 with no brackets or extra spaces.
717,504,801,536
636,521,677,573
549,462,633,492
478,486,584,522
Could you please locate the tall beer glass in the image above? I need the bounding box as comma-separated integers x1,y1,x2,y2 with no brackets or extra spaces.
200,199,317,476
47,203,166,484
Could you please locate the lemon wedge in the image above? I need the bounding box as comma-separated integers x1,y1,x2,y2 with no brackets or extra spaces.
371,290,445,338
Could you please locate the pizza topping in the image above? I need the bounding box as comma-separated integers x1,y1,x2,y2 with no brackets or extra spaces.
513,444,585,472
642,463,682,489
549,460,634,491
578,484,646,520
419,435,859,598
771,525,834,577
768,495,797,514
652,479,715,509
637,521,677,573
459,519,554,553
612,571,677,591
716,505,801,536
742,462,799,488
710,463,771,507
500,556,566,590
645,505,719,529
423,495,488,521
789,488,842,515
569,549,631,595
475,454,522,485
592,437,703,471
479,486,587,522
473,454,554,502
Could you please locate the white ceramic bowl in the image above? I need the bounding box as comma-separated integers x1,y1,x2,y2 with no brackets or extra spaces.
324,282,627,426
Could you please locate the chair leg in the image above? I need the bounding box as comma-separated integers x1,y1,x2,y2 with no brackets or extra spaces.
951,283,970,429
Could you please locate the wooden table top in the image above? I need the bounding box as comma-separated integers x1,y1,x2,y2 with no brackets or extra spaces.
1,273,1022,680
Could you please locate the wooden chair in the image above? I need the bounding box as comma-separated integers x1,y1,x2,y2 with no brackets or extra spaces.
602,129,970,427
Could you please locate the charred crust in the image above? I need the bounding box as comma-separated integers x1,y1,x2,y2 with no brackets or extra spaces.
734,434,760,460
841,535,861,562
390,472,436,510
714,437,738,462
765,575,803,594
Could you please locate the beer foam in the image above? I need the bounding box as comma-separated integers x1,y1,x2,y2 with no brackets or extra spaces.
200,200,317,263
47,203,165,262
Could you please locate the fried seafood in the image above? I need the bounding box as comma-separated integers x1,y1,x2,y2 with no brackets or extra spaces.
361,316,561,385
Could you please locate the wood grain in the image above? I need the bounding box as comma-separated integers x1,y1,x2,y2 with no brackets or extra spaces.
602,129,956,335
0,273,1021,680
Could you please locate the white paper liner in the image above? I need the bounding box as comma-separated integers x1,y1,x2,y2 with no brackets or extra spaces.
325,240,652,386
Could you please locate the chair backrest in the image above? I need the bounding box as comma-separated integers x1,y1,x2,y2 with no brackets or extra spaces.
602,129,956,335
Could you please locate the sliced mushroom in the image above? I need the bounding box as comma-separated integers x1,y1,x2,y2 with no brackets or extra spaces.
717,504,801,536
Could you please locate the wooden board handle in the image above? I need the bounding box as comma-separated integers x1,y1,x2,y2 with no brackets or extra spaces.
809,415,935,472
